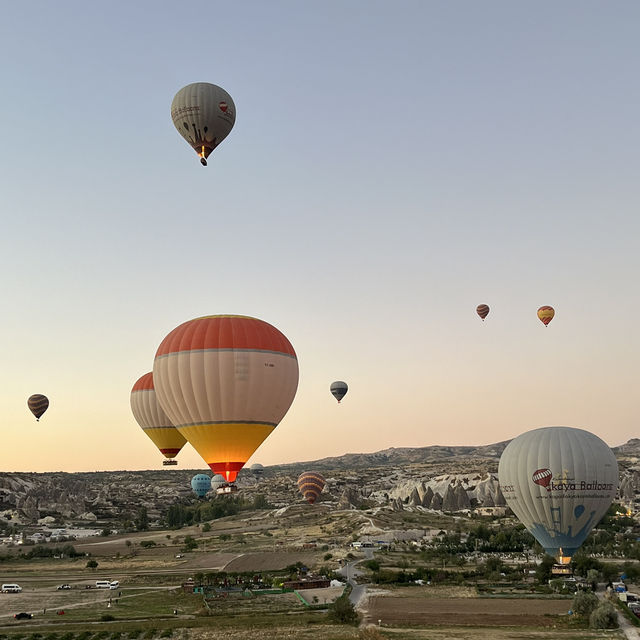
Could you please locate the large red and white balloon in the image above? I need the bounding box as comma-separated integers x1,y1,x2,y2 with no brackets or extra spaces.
152,315,299,482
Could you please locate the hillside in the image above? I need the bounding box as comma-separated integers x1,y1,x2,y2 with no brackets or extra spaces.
1,437,638,530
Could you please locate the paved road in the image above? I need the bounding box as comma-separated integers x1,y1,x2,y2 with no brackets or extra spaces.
595,586,640,640
336,548,374,607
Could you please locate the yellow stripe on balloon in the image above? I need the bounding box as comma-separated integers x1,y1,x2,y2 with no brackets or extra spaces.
177,422,275,466
142,427,187,457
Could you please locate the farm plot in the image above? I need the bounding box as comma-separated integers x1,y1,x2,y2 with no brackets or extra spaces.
223,552,319,572
366,596,571,627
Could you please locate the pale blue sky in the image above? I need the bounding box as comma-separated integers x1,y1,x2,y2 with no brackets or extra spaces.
0,2,638,471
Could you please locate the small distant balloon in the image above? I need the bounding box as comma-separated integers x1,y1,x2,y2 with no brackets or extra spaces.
330,381,348,403
171,82,236,166
191,474,211,498
297,472,325,505
28,394,49,421
476,304,490,321
537,306,555,326
210,474,226,491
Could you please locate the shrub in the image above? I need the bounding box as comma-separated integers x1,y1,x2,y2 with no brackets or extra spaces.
100,613,115,621
589,602,618,629
572,591,599,617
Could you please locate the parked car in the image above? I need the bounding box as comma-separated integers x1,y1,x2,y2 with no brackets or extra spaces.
14,612,32,619
57,584,71,590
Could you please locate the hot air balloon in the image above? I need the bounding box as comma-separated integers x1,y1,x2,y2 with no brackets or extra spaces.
537,306,555,326
27,394,49,421
330,381,348,403
250,463,265,476
171,82,236,166
153,315,299,484
191,473,212,498
210,474,226,491
297,471,326,505
498,426,618,565
476,304,490,321
130,373,187,465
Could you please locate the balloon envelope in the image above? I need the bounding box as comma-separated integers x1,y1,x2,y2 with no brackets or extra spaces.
210,474,226,490
537,306,555,326
476,304,490,320
153,315,299,482
171,82,236,165
330,381,348,403
498,426,618,562
297,471,326,505
27,394,49,421
191,474,211,497
130,373,187,460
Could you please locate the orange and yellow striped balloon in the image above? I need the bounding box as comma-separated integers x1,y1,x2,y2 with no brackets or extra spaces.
153,315,299,482
297,471,326,505
537,306,555,326
130,373,187,460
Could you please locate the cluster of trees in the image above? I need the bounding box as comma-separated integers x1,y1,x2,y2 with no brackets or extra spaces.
571,591,618,629
164,495,270,529
420,523,536,561
20,544,79,559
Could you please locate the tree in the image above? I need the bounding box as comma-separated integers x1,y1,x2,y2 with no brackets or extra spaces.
183,536,198,551
589,602,618,629
328,595,359,625
253,494,269,509
135,506,149,531
587,569,600,590
535,555,555,584
572,591,599,617
86,559,98,570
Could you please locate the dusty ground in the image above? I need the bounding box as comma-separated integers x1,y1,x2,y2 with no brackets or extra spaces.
364,596,572,627
294,586,345,605
0,585,117,619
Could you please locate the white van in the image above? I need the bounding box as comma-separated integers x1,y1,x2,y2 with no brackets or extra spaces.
95,580,111,588
109,580,119,590
1,584,22,593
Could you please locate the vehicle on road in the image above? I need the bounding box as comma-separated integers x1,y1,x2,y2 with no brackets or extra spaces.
14,612,32,619
56,584,71,590
2,584,22,593
95,580,111,588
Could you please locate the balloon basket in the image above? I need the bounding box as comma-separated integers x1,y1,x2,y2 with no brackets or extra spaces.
216,483,238,496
